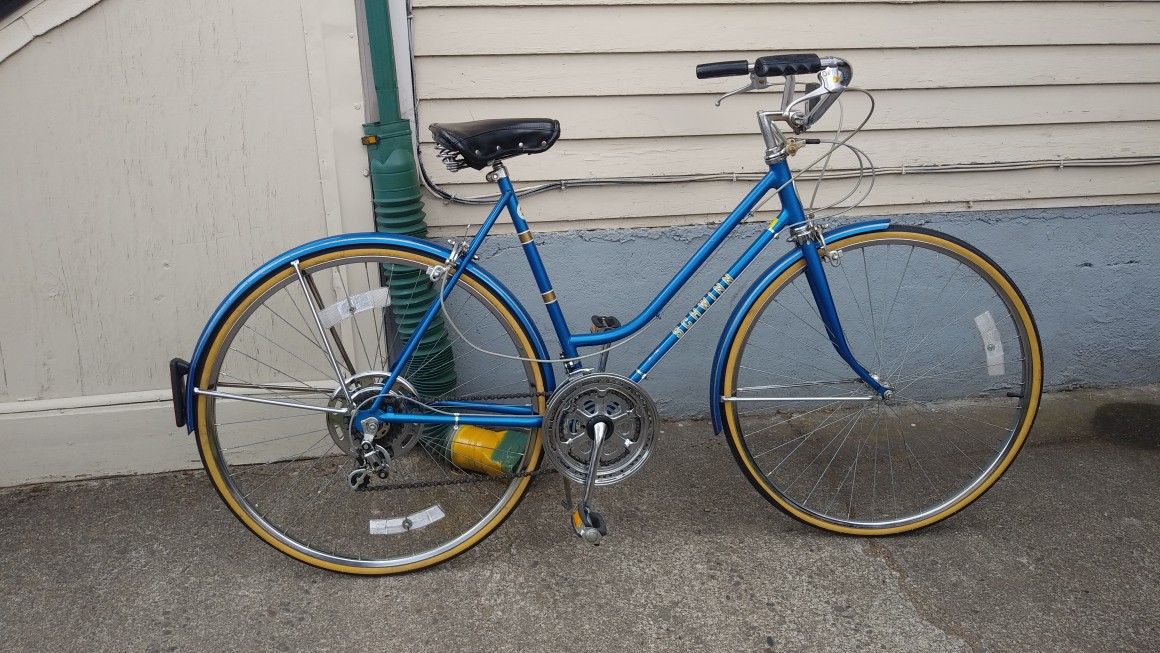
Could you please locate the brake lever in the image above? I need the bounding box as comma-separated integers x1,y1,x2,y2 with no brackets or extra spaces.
715,74,770,107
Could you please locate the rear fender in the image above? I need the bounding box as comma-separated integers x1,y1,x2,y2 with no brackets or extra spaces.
178,232,556,433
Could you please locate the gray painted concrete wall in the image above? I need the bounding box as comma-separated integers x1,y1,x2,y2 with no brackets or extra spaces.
468,204,1160,418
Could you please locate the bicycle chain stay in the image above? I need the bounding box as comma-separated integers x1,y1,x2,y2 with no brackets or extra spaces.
356,388,552,491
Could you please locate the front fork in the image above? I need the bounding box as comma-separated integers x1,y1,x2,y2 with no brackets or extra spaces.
793,224,892,397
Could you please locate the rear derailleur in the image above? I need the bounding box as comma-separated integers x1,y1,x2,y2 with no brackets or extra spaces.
348,417,391,490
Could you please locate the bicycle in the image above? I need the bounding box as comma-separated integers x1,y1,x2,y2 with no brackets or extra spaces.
169,54,1043,574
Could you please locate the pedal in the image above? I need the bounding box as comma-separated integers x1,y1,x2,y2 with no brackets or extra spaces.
590,315,622,332
571,501,607,545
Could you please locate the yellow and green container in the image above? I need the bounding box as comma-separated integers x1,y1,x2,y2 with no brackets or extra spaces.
446,425,530,476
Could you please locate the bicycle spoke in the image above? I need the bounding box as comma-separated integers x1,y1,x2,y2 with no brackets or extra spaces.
729,231,1037,531
198,250,542,570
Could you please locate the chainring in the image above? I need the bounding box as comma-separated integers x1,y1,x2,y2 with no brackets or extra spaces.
542,373,658,486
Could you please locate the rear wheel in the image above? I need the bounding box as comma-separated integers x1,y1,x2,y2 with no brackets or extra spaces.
722,226,1042,534
194,245,547,573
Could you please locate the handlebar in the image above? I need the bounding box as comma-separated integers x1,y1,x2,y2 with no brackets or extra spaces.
695,53,854,135
696,54,827,80
755,54,825,78
695,60,751,79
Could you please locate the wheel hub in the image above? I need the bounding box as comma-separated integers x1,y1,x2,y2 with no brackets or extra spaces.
326,372,422,456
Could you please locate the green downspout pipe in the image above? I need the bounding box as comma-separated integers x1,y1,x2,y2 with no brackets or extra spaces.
360,0,457,448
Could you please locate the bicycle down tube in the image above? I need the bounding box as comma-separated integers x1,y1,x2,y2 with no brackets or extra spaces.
361,157,885,431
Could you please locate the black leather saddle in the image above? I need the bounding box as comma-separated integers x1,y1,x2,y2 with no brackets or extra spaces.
429,118,560,171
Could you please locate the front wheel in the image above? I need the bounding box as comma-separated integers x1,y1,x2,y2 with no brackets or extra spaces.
721,226,1043,535
193,244,548,574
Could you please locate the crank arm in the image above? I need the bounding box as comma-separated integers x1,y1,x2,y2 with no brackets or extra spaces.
572,422,609,545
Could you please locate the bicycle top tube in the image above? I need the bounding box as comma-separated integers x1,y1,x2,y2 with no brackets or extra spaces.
568,161,805,349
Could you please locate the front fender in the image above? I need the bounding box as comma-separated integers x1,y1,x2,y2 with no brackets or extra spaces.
709,219,891,434
180,232,556,433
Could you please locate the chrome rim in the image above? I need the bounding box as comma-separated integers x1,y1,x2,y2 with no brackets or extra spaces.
729,234,1035,529
201,250,541,568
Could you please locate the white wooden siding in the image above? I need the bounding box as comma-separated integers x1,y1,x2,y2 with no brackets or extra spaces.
0,0,370,405
410,1,1160,230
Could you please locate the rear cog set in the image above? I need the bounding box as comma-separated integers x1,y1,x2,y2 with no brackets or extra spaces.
543,373,658,486
326,372,422,457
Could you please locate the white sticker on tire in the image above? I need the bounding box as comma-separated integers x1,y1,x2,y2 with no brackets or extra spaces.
369,505,445,535
974,310,1006,377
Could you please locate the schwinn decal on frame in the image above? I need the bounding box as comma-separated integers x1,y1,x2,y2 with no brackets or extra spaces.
672,273,734,338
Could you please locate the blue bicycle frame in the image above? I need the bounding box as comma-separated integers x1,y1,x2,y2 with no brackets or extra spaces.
358,158,887,432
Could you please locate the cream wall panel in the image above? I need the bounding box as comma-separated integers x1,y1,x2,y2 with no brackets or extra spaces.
412,4,1160,55
301,0,377,236
411,2,1160,231
414,46,1160,97
0,15,32,60
418,86,1160,138
419,166,1160,225
429,193,1160,235
422,122,1160,184
415,0,1110,5
0,0,99,62
0,401,197,486
0,0,369,402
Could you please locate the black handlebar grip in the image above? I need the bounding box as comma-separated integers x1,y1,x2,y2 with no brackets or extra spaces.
753,53,823,78
695,60,750,79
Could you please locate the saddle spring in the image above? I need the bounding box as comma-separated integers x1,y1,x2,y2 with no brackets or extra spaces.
434,143,470,173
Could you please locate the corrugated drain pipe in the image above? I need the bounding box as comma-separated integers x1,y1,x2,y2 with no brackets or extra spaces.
360,0,457,449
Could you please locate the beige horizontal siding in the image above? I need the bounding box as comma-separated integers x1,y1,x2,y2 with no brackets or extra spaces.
423,122,1160,182
429,194,1160,235
412,1,1160,230
414,4,1160,54
423,166,1160,224
419,86,1160,137
415,0,1150,5
414,46,1160,97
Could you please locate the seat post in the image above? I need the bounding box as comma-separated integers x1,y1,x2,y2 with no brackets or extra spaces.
484,161,508,187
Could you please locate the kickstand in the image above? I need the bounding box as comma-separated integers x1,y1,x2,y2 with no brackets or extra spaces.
559,472,574,510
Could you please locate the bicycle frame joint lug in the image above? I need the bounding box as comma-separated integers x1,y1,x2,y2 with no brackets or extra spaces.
485,162,508,183
787,223,814,246
788,221,840,264
563,354,584,375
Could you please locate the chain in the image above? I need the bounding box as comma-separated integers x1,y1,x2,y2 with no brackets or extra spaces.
360,464,556,492
358,389,554,492
418,390,550,403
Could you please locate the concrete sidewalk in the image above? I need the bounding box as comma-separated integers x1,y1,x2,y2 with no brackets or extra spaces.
1,388,1157,652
